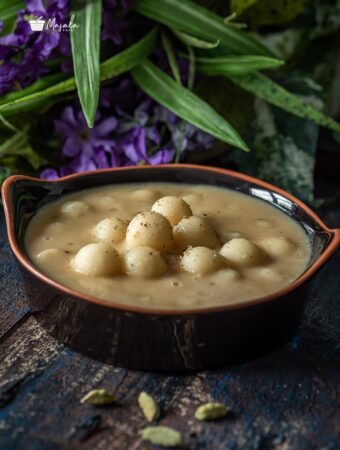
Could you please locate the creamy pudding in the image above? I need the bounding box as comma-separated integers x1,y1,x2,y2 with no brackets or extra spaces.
25,183,311,310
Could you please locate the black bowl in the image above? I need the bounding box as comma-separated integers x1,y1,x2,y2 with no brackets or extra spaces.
2,165,340,372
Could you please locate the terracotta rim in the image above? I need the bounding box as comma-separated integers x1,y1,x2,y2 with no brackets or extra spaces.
2,164,340,316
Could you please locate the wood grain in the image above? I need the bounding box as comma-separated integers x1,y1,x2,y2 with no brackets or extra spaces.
0,210,31,341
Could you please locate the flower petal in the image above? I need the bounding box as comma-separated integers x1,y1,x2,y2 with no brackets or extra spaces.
27,1,46,13
146,126,161,144
149,148,174,165
68,154,97,173
0,62,18,93
61,106,78,126
94,117,118,137
62,136,82,157
93,146,110,168
40,168,59,180
122,127,147,163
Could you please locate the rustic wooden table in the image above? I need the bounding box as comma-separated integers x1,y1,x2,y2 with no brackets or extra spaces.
0,201,339,450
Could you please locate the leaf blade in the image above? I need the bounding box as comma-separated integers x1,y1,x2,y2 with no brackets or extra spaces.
230,0,259,16
0,73,68,107
0,0,24,22
172,28,220,49
161,30,182,84
0,127,45,169
131,59,249,151
226,71,340,132
133,0,272,56
197,55,284,74
70,0,102,127
187,45,195,90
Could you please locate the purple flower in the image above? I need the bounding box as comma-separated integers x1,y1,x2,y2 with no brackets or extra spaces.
0,63,19,93
54,106,118,158
0,0,130,94
120,126,174,164
0,1,70,94
40,74,215,179
148,148,174,164
67,154,98,173
101,0,131,46
40,168,59,180
102,15,127,46
41,105,123,179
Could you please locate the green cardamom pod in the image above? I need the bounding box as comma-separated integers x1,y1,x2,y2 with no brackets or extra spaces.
140,426,182,448
194,402,229,421
80,388,117,406
138,391,160,422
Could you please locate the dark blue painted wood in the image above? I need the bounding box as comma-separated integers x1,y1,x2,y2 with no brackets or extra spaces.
0,210,31,340
0,210,339,450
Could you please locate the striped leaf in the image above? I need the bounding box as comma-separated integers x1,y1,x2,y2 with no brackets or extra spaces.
131,59,249,151
70,0,102,127
171,29,220,49
161,31,182,84
0,0,24,21
197,55,284,74
133,0,272,56
226,71,340,132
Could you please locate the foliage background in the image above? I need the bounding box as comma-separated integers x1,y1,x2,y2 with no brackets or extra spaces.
0,0,340,204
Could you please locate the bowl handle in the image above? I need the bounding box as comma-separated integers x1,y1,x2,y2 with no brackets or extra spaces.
332,228,340,249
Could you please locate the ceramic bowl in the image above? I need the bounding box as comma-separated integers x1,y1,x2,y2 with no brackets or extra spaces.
2,165,340,372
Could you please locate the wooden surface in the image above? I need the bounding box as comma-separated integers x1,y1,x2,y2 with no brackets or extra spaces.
0,205,339,450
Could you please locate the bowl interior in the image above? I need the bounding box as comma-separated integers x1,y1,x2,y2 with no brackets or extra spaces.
8,166,333,277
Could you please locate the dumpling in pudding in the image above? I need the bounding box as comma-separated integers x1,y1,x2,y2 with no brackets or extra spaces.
259,237,296,258
152,196,192,226
60,201,89,219
73,243,121,276
173,216,218,250
93,217,127,243
126,211,174,252
181,246,222,275
131,189,160,203
220,238,266,267
124,246,167,277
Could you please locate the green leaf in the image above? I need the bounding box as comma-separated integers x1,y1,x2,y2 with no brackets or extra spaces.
226,71,340,132
236,0,306,27
0,0,24,23
0,114,20,133
0,128,45,170
171,29,220,49
133,0,272,56
187,45,195,90
223,12,247,29
161,31,182,84
230,0,259,16
0,0,23,12
0,166,15,186
131,59,249,151
0,98,64,118
0,73,67,107
196,55,284,75
98,27,157,79
70,0,102,128
0,29,158,115
196,76,254,134
0,5,23,36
